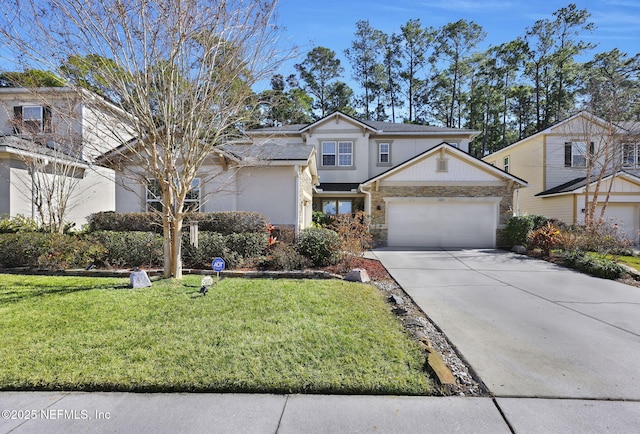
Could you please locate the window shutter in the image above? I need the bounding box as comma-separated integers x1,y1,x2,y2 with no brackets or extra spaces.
589,142,595,159
43,106,52,133
13,106,22,134
564,142,572,167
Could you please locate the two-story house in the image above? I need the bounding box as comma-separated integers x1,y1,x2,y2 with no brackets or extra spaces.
0,87,129,228
484,111,640,243
241,112,527,248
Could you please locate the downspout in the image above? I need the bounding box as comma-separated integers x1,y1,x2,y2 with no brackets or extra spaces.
295,164,300,234
359,184,372,217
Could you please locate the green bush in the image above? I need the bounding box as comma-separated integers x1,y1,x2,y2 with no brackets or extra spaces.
258,243,311,271
560,250,625,279
0,233,104,269
225,232,269,258
87,212,163,233
89,231,164,268
504,216,535,247
0,232,50,267
0,215,41,234
87,211,270,235
37,235,106,269
296,227,341,267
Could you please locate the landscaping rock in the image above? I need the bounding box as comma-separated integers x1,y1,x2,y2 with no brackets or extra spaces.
344,268,370,282
130,269,152,288
512,245,528,254
388,294,405,305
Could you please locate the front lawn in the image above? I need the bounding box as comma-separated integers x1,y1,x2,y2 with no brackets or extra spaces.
0,274,432,395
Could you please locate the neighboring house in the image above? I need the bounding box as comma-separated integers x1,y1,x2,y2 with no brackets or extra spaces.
101,140,319,233
484,111,640,243
246,112,526,248
0,87,124,228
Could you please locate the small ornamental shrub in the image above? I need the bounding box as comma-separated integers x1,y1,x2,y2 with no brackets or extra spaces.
90,231,164,268
88,211,270,235
258,242,311,271
527,222,561,257
37,235,106,269
224,232,269,258
560,250,625,280
504,216,535,247
0,214,41,234
0,232,50,267
181,232,244,269
296,227,341,267
330,211,373,270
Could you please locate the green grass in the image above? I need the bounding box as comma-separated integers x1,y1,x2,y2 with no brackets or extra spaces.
609,255,640,272
0,274,432,395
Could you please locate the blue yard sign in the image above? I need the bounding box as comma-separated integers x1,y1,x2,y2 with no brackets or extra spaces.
212,257,226,272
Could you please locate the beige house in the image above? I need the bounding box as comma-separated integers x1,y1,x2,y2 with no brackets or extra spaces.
247,112,526,248
484,111,640,243
0,87,121,228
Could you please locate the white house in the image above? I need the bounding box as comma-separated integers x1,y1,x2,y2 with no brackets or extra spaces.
0,87,123,228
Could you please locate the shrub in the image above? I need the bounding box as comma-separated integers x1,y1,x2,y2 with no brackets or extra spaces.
225,232,269,258
181,232,244,270
186,212,270,235
37,235,106,269
527,222,561,257
87,212,162,233
296,227,341,267
0,214,41,234
89,231,164,268
0,232,50,267
258,242,311,271
504,216,535,247
87,211,270,235
330,211,373,270
560,250,625,280
0,233,105,269
312,211,334,227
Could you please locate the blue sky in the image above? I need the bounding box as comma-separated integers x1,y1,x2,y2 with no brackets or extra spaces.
273,0,640,85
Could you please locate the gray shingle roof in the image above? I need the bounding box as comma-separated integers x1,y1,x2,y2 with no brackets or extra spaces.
0,135,86,164
220,142,314,161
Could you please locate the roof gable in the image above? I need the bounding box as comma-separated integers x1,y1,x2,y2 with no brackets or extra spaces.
362,143,527,186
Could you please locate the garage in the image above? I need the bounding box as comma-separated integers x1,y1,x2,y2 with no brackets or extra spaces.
386,197,499,248
594,203,640,244
360,143,527,248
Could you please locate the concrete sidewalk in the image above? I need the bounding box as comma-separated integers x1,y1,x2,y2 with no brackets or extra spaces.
3,392,640,433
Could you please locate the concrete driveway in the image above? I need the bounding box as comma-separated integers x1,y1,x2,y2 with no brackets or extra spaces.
372,248,640,400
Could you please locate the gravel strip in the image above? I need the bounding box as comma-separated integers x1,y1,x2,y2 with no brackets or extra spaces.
372,278,489,397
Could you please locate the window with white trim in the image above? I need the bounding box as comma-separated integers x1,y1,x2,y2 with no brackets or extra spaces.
321,140,353,167
503,156,510,173
565,142,592,168
378,142,390,164
13,105,52,134
146,178,201,212
623,143,639,168
146,179,162,212
322,199,352,215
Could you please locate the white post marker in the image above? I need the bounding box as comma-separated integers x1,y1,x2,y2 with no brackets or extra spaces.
212,257,226,280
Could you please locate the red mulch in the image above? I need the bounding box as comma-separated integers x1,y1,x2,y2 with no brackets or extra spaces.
321,257,392,281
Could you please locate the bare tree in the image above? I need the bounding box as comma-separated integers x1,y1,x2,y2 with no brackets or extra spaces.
0,0,287,278
3,89,89,233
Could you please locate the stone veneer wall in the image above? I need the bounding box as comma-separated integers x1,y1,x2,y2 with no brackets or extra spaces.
368,184,516,248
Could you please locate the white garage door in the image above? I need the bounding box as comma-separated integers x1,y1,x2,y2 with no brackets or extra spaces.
594,204,639,244
387,198,499,248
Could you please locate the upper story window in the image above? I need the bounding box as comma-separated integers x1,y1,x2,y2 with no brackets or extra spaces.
321,140,353,167
503,156,510,173
564,142,593,168
13,105,52,134
623,143,639,168
378,142,390,164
